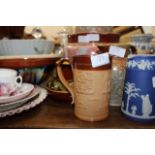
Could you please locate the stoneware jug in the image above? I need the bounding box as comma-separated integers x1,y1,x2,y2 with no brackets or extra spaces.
121,55,155,123
56,55,112,122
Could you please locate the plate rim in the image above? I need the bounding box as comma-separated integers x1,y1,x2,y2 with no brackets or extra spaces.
0,85,40,108
0,87,47,118
0,83,34,104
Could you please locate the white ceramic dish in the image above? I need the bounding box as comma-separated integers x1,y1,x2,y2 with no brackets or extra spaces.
0,86,40,112
0,39,54,56
0,87,47,118
0,83,34,104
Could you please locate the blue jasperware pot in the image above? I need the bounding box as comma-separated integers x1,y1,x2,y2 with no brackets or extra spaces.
121,55,155,123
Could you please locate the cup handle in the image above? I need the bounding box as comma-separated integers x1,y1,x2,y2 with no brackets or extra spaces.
56,58,74,104
15,75,23,88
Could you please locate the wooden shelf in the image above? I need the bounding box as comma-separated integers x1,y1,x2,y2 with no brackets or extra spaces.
0,96,155,129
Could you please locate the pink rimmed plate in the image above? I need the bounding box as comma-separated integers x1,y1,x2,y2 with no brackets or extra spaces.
0,86,40,112
0,83,34,104
0,87,47,118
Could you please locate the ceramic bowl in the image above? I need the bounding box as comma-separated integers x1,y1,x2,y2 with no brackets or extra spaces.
0,39,54,56
0,54,61,84
131,34,154,43
47,88,72,102
46,63,73,102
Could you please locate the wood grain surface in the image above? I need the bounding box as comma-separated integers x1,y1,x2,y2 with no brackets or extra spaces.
0,96,155,129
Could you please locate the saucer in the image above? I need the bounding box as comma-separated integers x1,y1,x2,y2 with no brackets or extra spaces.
0,83,34,104
0,87,47,118
0,86,40,112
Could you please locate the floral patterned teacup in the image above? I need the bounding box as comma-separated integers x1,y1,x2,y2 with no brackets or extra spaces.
0,69,22,96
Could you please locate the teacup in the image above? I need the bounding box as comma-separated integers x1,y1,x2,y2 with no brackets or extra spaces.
0,68,22,96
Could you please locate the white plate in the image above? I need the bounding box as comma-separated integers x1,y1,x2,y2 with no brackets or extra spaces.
0,86,40,112
0,83,34,104
0,87,47,118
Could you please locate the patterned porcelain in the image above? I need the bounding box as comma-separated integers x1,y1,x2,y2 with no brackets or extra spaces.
17,67,48,85
131,34,153,51
0,85,40,112
0,54,61,84
0,69,22,96
0,83,34,104
0,87,47,118
121,55,155,122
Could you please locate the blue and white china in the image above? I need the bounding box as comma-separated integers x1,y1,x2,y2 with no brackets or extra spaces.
121,55,155,122
131,34,154,51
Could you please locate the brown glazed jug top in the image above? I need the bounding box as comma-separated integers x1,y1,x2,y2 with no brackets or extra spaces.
72,55,112,70
68,33,120,43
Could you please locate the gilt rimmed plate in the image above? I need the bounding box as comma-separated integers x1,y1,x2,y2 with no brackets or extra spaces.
0,83,34,104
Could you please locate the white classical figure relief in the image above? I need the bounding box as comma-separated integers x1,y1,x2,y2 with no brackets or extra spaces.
131,105,137,115
127,60,155,70
141,94,152,117
122,101,125,109
122,81,155,119
124,82,141,112
138,60,153,70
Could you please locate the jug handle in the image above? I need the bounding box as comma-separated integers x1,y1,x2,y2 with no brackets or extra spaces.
56,58,74,104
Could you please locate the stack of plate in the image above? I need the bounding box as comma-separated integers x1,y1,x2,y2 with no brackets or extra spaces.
0,83,47,118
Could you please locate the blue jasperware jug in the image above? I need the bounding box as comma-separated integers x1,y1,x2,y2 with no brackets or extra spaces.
121,55,155,122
